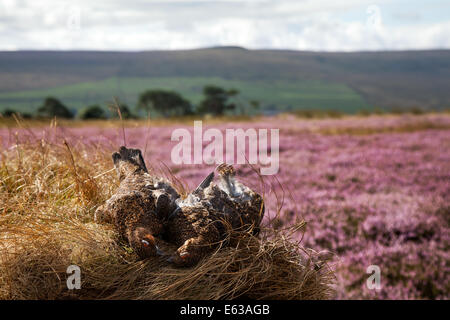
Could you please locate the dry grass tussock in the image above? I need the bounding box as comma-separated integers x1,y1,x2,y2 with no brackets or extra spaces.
0,138,335,300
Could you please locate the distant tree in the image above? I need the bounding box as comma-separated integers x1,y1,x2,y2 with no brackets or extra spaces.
110,103,135,119
2,109,33,119
373,107,385,115
197,85,239,116
227,88,239,97
249,100,260,109
1,109,16,117
79,105,106,119
409,106,425,115
137,89,192,117
249,100,261,115
37,97,73,119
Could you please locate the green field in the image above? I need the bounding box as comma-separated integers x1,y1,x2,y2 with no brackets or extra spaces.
1,48,449,115
0,76,369,115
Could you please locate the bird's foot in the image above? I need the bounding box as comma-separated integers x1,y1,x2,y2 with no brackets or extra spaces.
167,251,193,267
216,163,237,196
193,171,215,195
216,163,236,178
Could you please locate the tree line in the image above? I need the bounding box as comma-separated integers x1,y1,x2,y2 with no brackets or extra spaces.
1,85,260,119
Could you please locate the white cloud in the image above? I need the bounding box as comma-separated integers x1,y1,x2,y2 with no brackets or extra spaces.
0,0,449,51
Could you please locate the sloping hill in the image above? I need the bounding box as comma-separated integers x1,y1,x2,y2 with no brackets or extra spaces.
0,47,449,114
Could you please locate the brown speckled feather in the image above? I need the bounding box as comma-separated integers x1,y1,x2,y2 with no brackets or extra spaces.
165,164,264,267
95,146,179,258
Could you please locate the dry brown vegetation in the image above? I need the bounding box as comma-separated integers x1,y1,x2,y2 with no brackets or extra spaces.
0,138,335,300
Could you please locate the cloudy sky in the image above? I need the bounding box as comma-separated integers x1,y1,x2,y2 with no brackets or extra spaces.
1,0,449,51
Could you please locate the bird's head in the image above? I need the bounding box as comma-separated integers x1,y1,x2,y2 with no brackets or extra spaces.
132,227,164,258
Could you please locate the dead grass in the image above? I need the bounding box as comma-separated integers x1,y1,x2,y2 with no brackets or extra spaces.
0,114,261,129
315,121,450,135
0,139,335,300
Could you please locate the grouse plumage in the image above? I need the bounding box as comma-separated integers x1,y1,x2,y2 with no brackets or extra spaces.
165,164,265,266
94,146,179,258
95,147,264,267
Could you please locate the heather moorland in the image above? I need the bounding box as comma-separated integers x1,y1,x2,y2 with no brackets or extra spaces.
0,113,449,299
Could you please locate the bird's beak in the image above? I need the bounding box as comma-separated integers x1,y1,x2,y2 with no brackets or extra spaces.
155,245,164,256
168,207,181,220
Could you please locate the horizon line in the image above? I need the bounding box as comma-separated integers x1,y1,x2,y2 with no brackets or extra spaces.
1,45,450,54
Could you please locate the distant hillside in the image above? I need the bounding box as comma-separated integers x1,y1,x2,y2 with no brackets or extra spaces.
0,47,449,114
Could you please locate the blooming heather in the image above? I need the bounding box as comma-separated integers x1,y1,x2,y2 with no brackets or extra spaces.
1,114,449,299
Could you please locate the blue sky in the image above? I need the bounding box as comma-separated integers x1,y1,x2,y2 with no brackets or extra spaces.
0,0,449,51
